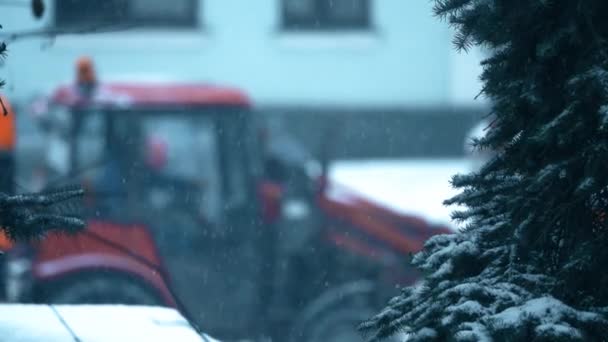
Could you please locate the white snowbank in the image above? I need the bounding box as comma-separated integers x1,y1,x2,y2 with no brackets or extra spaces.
0,304,220,342
330,158,470,228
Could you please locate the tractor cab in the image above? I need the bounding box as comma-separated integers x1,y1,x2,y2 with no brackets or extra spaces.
26,58,278,338
42,58,259,227
43,83,259,240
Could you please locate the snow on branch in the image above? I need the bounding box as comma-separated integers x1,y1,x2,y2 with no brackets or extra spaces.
0,187,85,241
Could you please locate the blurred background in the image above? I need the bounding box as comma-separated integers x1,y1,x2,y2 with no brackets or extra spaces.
0,1,490,341
3,1,487,216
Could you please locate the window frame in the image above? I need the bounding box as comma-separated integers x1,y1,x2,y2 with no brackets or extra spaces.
281,0,371,31
53,0,200,30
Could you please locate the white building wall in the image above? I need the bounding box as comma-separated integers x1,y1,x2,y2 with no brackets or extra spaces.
448,44,487,107
0,0,484,108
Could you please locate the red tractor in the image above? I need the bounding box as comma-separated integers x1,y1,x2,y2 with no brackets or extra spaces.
4,58,451,341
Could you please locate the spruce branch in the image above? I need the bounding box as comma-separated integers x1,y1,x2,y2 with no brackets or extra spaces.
0,187,85,241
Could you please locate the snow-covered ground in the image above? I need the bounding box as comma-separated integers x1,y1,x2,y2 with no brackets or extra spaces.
330,158,472,229
0,304,220,342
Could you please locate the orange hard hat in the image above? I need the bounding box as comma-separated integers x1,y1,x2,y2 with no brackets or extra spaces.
76,56,96,84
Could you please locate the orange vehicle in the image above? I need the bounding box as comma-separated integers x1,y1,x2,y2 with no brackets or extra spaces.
0,95,16,248
4,58,451,341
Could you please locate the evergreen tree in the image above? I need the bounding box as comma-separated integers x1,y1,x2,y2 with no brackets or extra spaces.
361,1,608,340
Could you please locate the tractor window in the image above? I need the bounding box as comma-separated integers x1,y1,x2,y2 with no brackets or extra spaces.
218,116,249,211
139,116,222,224
74,110,107,176
53,110,225,226
44,106,73,178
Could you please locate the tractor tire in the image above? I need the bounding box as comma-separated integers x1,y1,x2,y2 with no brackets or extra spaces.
288,280,377,342
290,302,375,342
42,273,163,306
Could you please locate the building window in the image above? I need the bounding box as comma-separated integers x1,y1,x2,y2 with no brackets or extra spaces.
54,0,198,29
282,0,370,31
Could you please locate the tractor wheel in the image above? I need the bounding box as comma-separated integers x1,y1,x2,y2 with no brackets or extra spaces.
288,280,378,342
290,302,374,342
42,273,163,306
